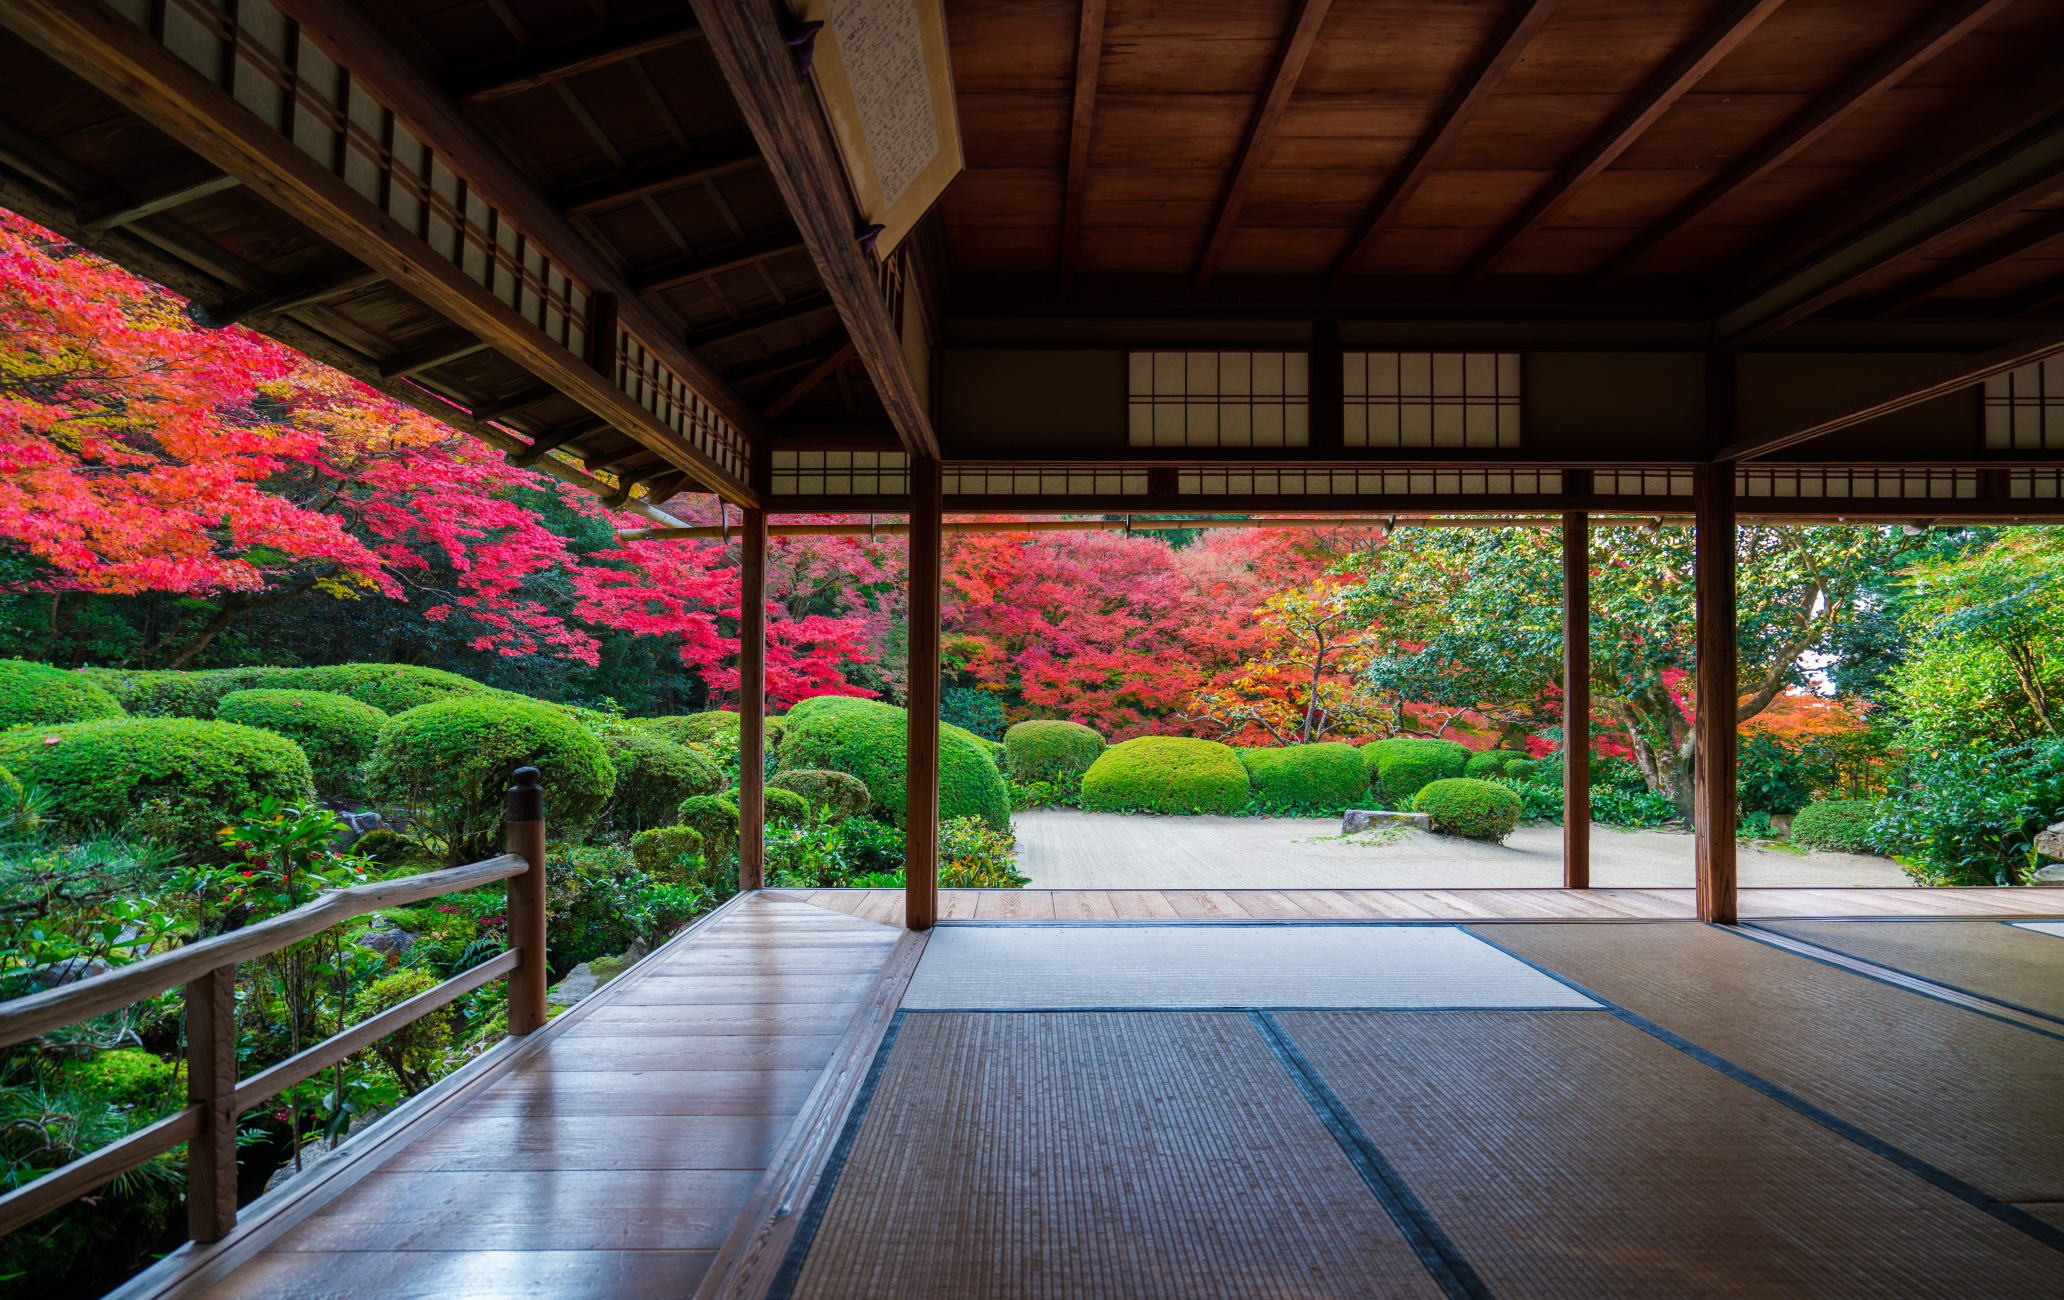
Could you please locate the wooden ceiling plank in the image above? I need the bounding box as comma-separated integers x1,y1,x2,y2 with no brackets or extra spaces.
687,292,836,351
2007,271,2064,318
762,340,857,418
1329,0,1559,287
1189,0,1333,297
186,264,384,327
555,143,762,216
77,172,243,231
1594,0,2013,285
471,385,558,423
1459,0,1788,284
632,230,807,293
1061,0,1109,283
1876,209,2064,316
729,340,845,386
379,334,489,379
687,0,941,458
453,14,702,103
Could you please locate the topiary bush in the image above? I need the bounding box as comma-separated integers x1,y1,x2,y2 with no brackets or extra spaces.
1003,719,1106,788
0,660,126,729
1239,743,1370,812
1364,736,1473,803
768,769,871,821
1079,737,1250,815
76,667,283,718
0,717,314,861
1790,799,1886,855
677,794,740,854
597,730,723,834
779,696,1010,829
636,710,786,753
272,663,500,714
215,688,388,794
1413,778,1522,843
763,787,812,825
630,824,702,877
366,697,615,861
1463,748,1530,780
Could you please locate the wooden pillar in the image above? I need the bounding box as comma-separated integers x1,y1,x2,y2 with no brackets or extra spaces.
1694,463,1738,924
905,457,943,931
184,966,237,1243
1561,510,1590,889
504,767,549,1034
737,507,768,893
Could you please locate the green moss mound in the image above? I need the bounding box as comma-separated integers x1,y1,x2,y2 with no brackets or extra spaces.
367,697,614,860
215,688,387,794
1003,720,1106,787
0,660,126,729
778,696,1009,829
1364,736,1472,803
1239,742,1369,812
1413,778,1522,842
764,787,812,825
76,667,283,718
1463,748,1530,780
677,794,740,852
630,825,702,876
1079,737,1250,815
768,769,871,821
598,730,723,834
1790,799,1885,855
0,717,314,860
272,663,500,714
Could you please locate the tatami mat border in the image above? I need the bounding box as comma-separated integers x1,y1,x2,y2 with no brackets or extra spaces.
1731,923,2064,1038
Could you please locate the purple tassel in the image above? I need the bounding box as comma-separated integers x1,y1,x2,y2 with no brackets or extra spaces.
787,21,822,76
857,224,884,257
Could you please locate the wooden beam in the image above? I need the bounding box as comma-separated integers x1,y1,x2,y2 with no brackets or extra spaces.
184,968,237,1244
905,456,943,932
729,341,845,386
762,341,856,418
1190,0,1332,296
686,293,836,351
186,263,382,327
1460,0,1787,283
471,386,557,423
555,142,762,216
1715,324,2064,460
1562,506,1590,890
1329,0,1558,285
77,171,241,231
379,334,487,379
738,507,768,893
1061,0,1109,283
503,771,548,1036
1594,0,2011,284
632,230,805,293
687,0,941,457
1875,209,2064,316
1694,461,1737,925
2008,270,2064,318
453,15,702,103
511,421,600,467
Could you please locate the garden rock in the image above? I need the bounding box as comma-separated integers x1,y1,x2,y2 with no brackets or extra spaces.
546,943,648,1007
328,809,383,850
2032,864,2064,886
1341,809,1430,834
30,956,110,989
2034,820,2064,862
355,923,414,957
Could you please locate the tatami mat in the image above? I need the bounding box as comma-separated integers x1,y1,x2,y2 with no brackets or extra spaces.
900,924,1598,1009
1475,923,2064,1202
1279,1009,2064,1298
778,1011,1449,1300
1758,919,2064,1021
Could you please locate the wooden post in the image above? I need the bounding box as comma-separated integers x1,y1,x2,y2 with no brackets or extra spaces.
1694,463,1738,924
184,966,237,1243
504,767,549,1033
1561,510,1591,889
737,507,768,893
905,457,943,931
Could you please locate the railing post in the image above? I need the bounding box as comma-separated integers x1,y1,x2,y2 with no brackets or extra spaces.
184,966,237,1243
505,766,549,1034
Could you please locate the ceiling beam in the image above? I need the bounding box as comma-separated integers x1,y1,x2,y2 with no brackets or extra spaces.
452,15,702,103
1874,208,2064,316
186,264,383,327
687,293,837,351
2007,270,2064,317
1715,324,2064,460
1060,0,1109,283
728,340,846,386
471,385,559,423
762,341,857,419
1460,0,1787,284
379,334,489,379
76,172,242,232
554,142,762,216
1715,117,2064,346
1594,0,2010,285
1189,0,1333,296
631,230,806,293
1329,0,1559,286
687,0,941,457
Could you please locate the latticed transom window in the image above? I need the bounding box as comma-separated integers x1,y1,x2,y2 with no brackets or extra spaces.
1343,352,1520,449
1983,358,2064,450
1127,352,1309,448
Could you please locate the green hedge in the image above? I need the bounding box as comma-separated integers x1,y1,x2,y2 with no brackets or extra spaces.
1413,778,1522,842
1790,799,1885,855
1462,748,1530,780
629,824,701,876
768,769,871,821
1003,720,1105,787
1364,736,1472,803
75,667,283,718
272,663,500,714
1079,737,1249,815
677,794,740,853
778,696,1009,829
598,730,723,834
215,688,387,794
0,717,315,860
367,697,614,860
764,787,812,825
0,660,126,729
636,710,786,753
1239,743,1369,812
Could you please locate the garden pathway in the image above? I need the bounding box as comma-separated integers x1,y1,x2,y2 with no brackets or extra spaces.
1011,811,1912,891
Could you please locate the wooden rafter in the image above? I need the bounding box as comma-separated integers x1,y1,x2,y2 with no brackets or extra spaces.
2008,271,2064,318
1190,0,1333,296
728,341,844,386
1329,0,1559,286
76,171,241,231
1875,209,2064,316
632,230,805,293
452,14,702,103
186,263,382,327
762,341,857,419
554,142,762,216
379,334,487,379
1593,0,2011,284
1060,0,1108,283
687,293,836,351
1459,0,1787,284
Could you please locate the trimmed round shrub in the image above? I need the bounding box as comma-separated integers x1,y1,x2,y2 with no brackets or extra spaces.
1364,736,1472,803
1079,737,1250,815
367,698,614,860
768,769,871,821
764,787,812,825
678,794,740,852
0,717,314,860
1790,799,1885,855
598,730,723,834
216,688,387,794
636,711,786,753
630,824,702,876
1003,720,1105,787
1240,742,1369,812
76,667,283,718
778,696,1010,829
273,663,499,714
0,660,126,729
1413,778,1522,843
1504,758,1543,783
1463,748,1530,780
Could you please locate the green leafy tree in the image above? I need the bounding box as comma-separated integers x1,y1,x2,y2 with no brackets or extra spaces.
1889,528,2064,745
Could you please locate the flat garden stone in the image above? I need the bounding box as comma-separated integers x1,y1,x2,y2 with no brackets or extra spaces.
1341,809,1430,834
2031,863,2064,886
2034,820,2064,862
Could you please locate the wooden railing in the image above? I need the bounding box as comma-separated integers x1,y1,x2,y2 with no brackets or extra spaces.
0,767,552,1242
